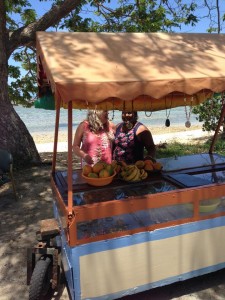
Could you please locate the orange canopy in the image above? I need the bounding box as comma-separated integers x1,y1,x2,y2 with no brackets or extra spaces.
36,32,225,111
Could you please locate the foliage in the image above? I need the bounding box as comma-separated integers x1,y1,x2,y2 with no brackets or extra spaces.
8,50,37,106
6,0,225,108
192,94,225,133
156,137,225,159
6,0,217,106
64,0,199,33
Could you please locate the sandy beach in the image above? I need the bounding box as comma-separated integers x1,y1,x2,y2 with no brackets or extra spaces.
32,124,213,153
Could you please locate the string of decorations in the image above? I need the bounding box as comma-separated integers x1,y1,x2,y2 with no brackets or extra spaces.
184,96,193,128
165,96,172,127
144,97,153,117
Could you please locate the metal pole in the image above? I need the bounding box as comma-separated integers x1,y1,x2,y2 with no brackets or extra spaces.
209,103,225,154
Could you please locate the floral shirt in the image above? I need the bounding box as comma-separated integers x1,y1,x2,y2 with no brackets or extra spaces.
81,121,114,165
113,122,143,164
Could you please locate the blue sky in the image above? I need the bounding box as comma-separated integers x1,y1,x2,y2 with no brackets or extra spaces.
11,0,225,33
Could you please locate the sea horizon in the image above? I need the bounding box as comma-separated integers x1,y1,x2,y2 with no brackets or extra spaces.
14,105,202,134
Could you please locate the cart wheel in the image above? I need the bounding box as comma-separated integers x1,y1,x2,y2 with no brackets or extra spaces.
29,256,52,300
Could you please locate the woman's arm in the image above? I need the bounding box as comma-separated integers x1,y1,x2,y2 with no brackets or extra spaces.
136,124,156,158
73,122,94,165
108,120,116,135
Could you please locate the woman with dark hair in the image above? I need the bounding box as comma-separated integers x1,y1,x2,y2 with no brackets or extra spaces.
113,111,156,164
73,110,115,166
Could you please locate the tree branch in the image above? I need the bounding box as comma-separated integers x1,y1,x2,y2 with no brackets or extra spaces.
8,0,83,56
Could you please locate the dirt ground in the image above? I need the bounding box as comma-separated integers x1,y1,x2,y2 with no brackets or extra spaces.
1,152,225,300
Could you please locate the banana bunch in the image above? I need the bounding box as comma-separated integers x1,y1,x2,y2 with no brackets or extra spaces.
120,164,148,182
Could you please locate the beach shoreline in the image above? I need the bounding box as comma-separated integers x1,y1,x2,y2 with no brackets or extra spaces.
32,124,203,143
32,124,213,153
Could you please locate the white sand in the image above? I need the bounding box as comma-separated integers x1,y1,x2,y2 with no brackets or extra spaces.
154,129,212,144
36,142,68,152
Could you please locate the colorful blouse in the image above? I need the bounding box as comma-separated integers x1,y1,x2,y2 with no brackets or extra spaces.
113,122,144,164
81,121,114,165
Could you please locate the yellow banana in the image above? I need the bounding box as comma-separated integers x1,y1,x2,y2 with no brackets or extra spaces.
124,165,135,171
123,166,138,181
120,167,131,179
140,169,145,176
130,168,141,181
140,169,148,180
121,165,135,178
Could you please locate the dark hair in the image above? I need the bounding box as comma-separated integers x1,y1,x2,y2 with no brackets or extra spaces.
122,111,138,122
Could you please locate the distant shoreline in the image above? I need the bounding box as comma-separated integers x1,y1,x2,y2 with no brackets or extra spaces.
16,105,203,136
32,124,203,145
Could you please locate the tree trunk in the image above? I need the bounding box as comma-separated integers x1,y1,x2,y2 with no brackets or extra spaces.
0,0,86,168
0,1,40,168
0,101,41,168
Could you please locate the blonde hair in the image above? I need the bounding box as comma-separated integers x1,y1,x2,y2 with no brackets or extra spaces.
87,110,109,133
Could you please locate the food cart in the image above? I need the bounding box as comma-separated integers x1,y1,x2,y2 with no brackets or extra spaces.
27,32,225,300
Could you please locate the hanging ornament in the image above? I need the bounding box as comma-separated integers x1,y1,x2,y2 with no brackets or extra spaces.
165,118,170,127
165,96,172,127
185,120,191,128
184,96,193,128
109,110,115,121
109,98,115,121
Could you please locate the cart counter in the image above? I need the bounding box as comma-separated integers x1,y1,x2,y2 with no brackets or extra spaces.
51,153,225,300
52,152,225,247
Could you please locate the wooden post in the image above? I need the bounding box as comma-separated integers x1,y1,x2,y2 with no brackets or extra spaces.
209,103,225,154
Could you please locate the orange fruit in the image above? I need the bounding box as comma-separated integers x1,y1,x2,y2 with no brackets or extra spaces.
88,172,99,178
153,162,162,170
135,160,145,169
144,164,154,171
98,160,107,167
105,164,114,176
99,169,110,178
111,160,118,168
92,162,105,174
144,160,154,166
82,165,92,176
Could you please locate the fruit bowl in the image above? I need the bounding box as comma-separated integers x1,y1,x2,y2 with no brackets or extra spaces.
82,171,117,187
185,199,221,213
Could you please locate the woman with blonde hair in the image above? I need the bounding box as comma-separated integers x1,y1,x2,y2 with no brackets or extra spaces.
73,110,115,165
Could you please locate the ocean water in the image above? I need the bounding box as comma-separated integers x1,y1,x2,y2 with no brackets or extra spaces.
14,105,200,134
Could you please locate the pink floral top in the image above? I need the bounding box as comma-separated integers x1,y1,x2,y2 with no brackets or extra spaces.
81,121,114,165
113,122,143,163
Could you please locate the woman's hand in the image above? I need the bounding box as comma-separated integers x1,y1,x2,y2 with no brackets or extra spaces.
84,154,94,165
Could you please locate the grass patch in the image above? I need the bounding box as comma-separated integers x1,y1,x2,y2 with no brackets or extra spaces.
155,137,225,159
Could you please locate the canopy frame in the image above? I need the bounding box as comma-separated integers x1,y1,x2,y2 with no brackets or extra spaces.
36,31,225,224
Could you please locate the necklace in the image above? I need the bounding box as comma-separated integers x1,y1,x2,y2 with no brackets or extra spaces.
123,122,133,131
184,96,193,128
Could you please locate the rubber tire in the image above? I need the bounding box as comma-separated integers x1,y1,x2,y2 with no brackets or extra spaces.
29,256,52,300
